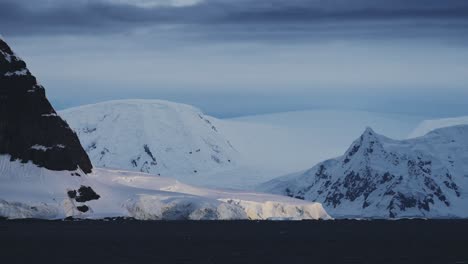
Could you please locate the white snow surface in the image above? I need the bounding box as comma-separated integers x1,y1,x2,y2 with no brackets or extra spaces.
30,144,65,151
0,155,330,220
0,155,95,219
260,125,468,219
4,69,29,76
61,101,425,189
59,100,238,180
409,116,468,138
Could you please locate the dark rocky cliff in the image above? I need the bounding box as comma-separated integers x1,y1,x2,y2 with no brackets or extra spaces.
0,37,93,173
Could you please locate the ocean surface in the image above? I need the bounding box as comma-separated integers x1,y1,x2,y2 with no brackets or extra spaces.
2,219,468,264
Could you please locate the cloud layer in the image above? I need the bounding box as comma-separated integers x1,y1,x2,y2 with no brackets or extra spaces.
1,0,468,41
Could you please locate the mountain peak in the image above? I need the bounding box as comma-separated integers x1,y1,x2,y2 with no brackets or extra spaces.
363,126,376,136
342,127,384,164
360,127,383,147
0,38,93,173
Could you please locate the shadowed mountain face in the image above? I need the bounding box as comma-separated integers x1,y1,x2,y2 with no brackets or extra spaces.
0,37,92,173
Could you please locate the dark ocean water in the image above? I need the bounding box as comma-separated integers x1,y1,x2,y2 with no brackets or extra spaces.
1,219,468,264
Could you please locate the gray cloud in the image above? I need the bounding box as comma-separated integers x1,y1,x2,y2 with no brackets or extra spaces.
1,0,468,41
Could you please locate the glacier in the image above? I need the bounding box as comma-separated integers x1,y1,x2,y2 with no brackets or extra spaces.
0,155,330,220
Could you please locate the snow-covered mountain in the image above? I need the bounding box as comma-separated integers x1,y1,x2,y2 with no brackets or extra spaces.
260,125,468,218
0,36,100,218
409,116,468,138
60,100,237,178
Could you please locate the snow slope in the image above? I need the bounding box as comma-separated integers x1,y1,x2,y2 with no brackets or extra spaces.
0,155,330,220
59,100,238,179
260,125,468,218
0,156,98,219
409,116,468,138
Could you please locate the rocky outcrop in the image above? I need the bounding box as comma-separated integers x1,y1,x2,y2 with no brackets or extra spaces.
0,37,92,173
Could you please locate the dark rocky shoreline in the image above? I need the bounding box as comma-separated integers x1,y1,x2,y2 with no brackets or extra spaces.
2,219,468,264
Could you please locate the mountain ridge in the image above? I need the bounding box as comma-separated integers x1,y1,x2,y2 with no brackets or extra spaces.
260,125,468,218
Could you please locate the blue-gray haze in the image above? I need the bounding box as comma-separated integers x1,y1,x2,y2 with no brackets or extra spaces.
1,0,468,117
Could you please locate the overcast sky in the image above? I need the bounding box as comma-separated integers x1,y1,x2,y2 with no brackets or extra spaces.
2,0,468,117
